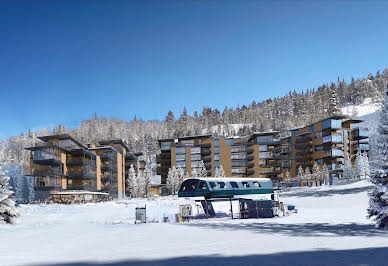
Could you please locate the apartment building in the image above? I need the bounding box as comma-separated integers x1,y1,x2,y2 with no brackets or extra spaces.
26,134,140,201
285,115,369,179
156,116,369,183
156,132,283,184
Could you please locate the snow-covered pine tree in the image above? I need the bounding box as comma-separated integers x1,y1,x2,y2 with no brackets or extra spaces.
199,160,208,178
368,87,388,228
363,152,371,179
143,158,152,198
320,163,329,185
167,166,178,194
312,162,321,186
354,150,365,179
285,170,291,184
342,154,353,180
215,165,226,177
297,166,304,184
126,164,137,197
304,167,312,186
4,163,25,203
0,164,19,224
191,168,198,178
329,83,340,116
176,166,185,191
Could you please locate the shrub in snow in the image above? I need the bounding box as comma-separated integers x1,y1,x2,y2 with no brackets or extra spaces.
368,88,388,229
215,165,225,177
199,160,208,178
0,165,20,224
342,154,353,180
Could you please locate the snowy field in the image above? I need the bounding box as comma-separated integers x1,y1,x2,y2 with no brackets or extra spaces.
1,180,388,266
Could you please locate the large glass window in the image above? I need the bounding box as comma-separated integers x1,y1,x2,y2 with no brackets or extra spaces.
231,145,246,153
315,145,323,151
232,160,247,167
315,131,322,138
226,139,234,146
191,154,201,161
160,141,172,151
180,139,194,146
213,140,219,147
257,135,273,144
259,152,272,159
176,147,186,154
176,161,186,167
309,125,314,133
176,154,186,161
191,147,201,154
214,154,219,161
231,167,246,174
214,147,219,154
259,145,268,152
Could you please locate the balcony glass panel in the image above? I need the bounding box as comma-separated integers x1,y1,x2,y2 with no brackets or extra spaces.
231,167,246,174
259,152,273,159
232,161,247,167
190,147,201,154
259,145,268,152
214,160,219,168
176,154,186,161
214,147,219,154
176,147,186,154
180,139,194,146
176,161,186,167
231,152,246,160
214,154,219,161
191,161,201,167
191,154,201,161
226,139,234,146
33,148,60,161
213,140,219,147
332,149,344,157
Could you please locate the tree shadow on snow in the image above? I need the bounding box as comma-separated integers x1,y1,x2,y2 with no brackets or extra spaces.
44,247,388,266
282,185,373,198
181,222,388,237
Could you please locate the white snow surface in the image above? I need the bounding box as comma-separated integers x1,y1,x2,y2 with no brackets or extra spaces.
1,180,388,266
340,98,381,118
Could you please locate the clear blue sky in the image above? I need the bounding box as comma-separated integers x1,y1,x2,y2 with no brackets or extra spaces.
1,1,388,139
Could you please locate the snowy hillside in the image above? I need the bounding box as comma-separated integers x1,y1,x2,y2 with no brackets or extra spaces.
1,180,387,266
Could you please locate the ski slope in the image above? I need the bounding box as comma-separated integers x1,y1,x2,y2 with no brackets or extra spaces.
0,180,387,266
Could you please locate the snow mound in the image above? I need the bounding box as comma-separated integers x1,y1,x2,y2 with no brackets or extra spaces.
340,98,381,118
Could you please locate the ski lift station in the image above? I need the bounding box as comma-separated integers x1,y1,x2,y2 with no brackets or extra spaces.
178,178,291,219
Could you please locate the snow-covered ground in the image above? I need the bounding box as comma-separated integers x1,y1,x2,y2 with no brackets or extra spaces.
1,180,387,266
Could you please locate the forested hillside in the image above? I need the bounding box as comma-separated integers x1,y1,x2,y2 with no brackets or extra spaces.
1,69,387,169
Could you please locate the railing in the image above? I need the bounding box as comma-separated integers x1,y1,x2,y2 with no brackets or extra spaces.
32,169,62,176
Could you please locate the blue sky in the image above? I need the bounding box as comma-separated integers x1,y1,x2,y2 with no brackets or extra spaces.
1,1,388,139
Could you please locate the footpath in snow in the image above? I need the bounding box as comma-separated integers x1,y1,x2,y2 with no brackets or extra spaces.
0,180,387,266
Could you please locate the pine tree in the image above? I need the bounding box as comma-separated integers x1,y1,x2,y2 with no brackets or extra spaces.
167,166,178,194
297,166,304,184
362,152,371,179
0,164,19,224
320,164,329,185
143,158,152,198
329,83,340,116
354,150,364,179
215,165,226,177
126,164,137,197
304,167,312,186
199,160,208,178
312,162,321,186
368,87,388,228
191,168,199,178
176,166,185,191
342,154,353,180
285,170,291,184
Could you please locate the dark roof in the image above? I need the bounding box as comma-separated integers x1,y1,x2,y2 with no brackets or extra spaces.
37,134,87,149
25,142,67,152
342,119,363,124
88,146,117,152
249,131,280,141
98,139,130,151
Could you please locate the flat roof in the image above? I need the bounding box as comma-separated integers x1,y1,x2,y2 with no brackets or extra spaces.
158,134,213,142
342,119,363,124
38,134,88,150
249,131,280,141
88,146,117,152
98,139,130,151
25,142,67,152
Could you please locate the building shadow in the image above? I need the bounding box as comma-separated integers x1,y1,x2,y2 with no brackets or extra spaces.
44,247,388,266
281,185,373,198
181,222,388,237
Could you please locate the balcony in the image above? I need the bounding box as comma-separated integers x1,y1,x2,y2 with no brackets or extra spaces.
352,129,368,140
323,134,343,144
247,148,254,154
247,163,254,168
201,150,211,156
247,170,254,175
353,143,369,151
203,157,211,163
295,143,312,150
322,149,344,158
67,171,97,180
32,169,62,176
247,155,254,161
200,143,211,149
66,158,96,166
281,147,291,154
160,161,171,166
66,184,95,191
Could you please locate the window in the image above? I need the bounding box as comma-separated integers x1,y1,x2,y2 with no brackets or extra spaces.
213,140,219,147
315,131,322,138
214,160,219,168
226,139,234,146
191,147,201,154
160,141,171,151
199,182,208,190
231,152,246,160
176,154,186,161
259,145,268,152
214,147,219,154
257,135,273,144
242,182,250,188
176,161,186,167
191,154,201,161
253,181,261,188
214,154,219,161
309,125,314,133
217,182,227,189
180,139,194,146
230,182,239,188
191,161,201,167
294,129,299,136
232,160,247,167
176,147,186,154
231,145,246,153
179,179,199,192
209,182,217,189
315,145,323,151
231,167,246,174
259,152,272,159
